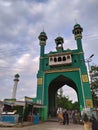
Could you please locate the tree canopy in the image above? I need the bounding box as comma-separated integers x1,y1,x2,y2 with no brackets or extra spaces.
56,88,79,110
90,65,98,108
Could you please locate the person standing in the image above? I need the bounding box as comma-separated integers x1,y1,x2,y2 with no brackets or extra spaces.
82,113,92,130
63,111,66,125
63,111,69,125
90,114,97,130
66,111,69,125
58,111,64,125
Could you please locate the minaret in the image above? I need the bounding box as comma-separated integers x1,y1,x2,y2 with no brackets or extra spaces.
73,24,87,74
38,31,47,70
11,74,20,99
72,23,83,52
55,36,64,52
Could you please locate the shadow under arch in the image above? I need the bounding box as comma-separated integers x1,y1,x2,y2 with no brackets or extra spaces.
48,75,78,117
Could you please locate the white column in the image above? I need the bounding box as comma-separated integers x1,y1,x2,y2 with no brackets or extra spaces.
11,74,19,99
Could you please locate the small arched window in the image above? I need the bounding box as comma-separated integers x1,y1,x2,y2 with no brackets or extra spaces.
67,55,70,59
54,57,57,62
58,57,62,62
50,57,53,61
63,56,66,61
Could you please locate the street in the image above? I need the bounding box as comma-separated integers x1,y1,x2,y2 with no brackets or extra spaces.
0,122,84,130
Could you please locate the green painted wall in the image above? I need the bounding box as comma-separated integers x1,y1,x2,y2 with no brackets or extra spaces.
35,24,93,120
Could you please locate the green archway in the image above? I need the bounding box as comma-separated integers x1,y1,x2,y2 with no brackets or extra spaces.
48,75,77,116
35,24,93,120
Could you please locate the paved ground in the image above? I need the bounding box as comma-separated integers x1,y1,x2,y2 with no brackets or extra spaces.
0,122,84,130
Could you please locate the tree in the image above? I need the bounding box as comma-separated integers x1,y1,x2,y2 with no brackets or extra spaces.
72,102,79,110
56,88,79,110
91,65,98,108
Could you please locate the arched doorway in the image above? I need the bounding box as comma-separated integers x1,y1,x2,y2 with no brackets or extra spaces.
48,75,78,116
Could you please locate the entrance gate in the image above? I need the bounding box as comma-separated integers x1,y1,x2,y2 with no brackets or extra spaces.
36,24,93,120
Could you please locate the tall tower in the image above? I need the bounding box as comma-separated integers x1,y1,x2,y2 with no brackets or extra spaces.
11,74,20,99
72,23,83,52
72,23,86,73
38,31,48,70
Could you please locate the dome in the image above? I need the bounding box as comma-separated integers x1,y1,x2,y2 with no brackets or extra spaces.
72,23,83,35
15,74,20,78
40,31,47,36
74,23,81,29
38,31,47,40
55,36,63,40
55,36,64,43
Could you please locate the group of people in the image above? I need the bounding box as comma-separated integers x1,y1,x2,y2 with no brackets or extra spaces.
57,109,81,125
58,110,69,125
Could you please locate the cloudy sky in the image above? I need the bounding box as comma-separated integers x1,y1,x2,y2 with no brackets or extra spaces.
0,0,98,102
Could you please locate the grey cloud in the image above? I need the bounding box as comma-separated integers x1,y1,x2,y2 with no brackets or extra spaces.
0,0,98,101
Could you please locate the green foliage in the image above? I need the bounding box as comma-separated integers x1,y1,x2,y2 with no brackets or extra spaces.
91,65,98,107
91,65,98,89
72,102,80,110
56,91,79,110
